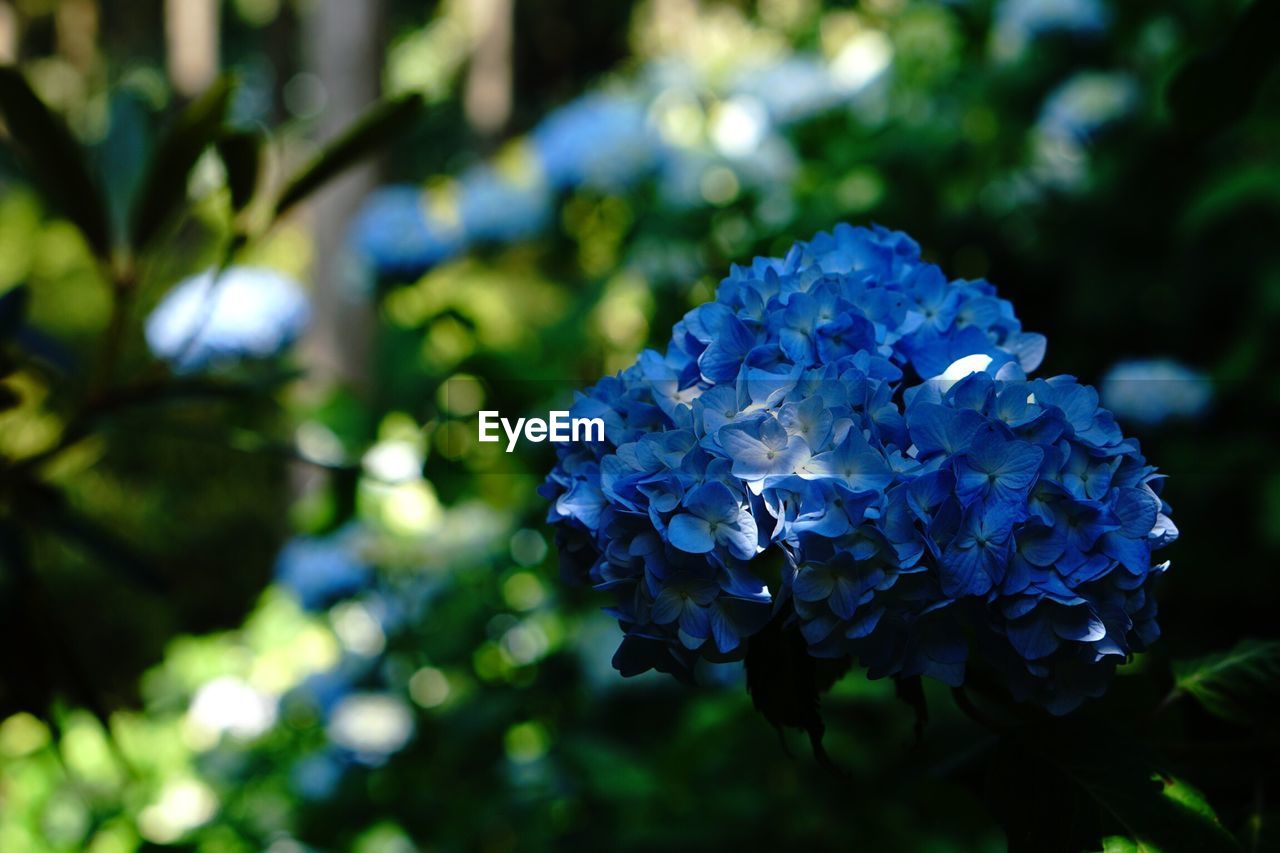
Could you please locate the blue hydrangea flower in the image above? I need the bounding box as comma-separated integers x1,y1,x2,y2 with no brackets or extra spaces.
145,265,311,373
457,163,553,244
1100,358,1212,426
544,224,1175,713
531,93,662,192
275,526,373,612
350,185,465,278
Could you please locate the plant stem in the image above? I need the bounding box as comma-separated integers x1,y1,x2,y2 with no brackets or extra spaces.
92,255,137,398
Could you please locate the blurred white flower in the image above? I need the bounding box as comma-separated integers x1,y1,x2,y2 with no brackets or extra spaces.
830,31,893,96
710,96,769,157
326,693,414,762
362,439,423,484
187,676,278,743
137,779,218,844
145,266,310,372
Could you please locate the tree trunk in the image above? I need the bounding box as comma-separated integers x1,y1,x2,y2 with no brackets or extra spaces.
298,0,384,393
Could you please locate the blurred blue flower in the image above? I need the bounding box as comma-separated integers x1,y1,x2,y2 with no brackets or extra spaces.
655,146,718,210
350,185,464,278
275,526,373,612
532,93,662,192
291,749,347,801
993,0,1109,58
729,58,844,125
545,224,1176,713
1037,71,1138,146
1100,358,1212,426
145,266,310,373
457,164,553,244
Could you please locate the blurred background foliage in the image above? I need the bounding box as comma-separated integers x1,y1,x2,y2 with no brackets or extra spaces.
0,0,1278,850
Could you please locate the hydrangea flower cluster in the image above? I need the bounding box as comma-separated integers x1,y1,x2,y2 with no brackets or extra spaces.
457,164,553,244
349,185,465,278
275,525,373,612
543,224,1177,713
146,266,311,373
531,93,661,193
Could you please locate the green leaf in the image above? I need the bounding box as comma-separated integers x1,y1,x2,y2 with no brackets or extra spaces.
988,716,1242,853
19,482,166,594
0,66,112,257
1040,723,1239,853
129,76,235,250
273,92,424,218
216,129,262,213
1172,639,1280,729
1165,0,1280,134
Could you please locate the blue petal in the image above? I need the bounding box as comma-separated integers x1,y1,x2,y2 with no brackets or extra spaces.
940,545,993,598
698,314,756,382
709,604,742,654
667,514,714,553
1112,487,1159,538
678,602,711,639
1051,607,1107,642
793,566,834,602
1007,614,1061,660
683,481,739,523
717,512,759,560
649,588,686,624
907,403,985,457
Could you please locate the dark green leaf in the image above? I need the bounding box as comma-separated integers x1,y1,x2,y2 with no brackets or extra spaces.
0,384,19,412
21,482,166,594
1172,639,1280,729
1166,0,1280,134
13,327,76,375
986,737,1105,853
273,92,424,218
129,76,235,250
86,370,301,418
0,66,112,257
745,608,850,774
0,285,28,341
995,720,1241,853
216,129,262,213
